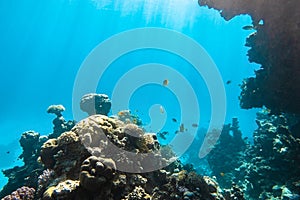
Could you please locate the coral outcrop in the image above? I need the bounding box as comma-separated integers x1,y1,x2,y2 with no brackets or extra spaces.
47,105,75,138
0,131,45,198
239,112,300,199
206,118,247,188
198,0,300,114
2,186,35,200
80,93,112,116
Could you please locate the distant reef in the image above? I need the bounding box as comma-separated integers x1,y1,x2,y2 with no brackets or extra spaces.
198,0,300,114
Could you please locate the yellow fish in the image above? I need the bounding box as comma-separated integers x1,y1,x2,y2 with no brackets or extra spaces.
163,79,169,86
160,106,164,114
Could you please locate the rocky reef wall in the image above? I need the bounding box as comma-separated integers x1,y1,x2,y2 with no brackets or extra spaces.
198,0,300,114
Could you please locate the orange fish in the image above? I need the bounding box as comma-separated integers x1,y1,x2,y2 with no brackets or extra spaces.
118,111,125,116
220,172,225,177
163,79,169,86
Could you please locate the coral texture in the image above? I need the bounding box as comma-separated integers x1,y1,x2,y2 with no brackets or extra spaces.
199,0,300,114
2,186,35,200
80,93,112,116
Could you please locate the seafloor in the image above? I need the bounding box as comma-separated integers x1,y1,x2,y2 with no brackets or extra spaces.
1,0,300,200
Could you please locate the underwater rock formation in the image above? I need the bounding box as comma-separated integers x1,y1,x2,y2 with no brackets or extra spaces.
239,112,300,199
80,93,112,116
198,0,300,114
0,131,45,198
206,118,247,188
2,186,35,200
35,113,229,199
114,110,142,126
47,105,75,138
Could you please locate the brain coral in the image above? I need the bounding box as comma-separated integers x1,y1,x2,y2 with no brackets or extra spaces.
80,156,116,192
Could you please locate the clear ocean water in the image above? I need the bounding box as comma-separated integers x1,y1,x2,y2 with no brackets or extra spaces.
0,0,260,189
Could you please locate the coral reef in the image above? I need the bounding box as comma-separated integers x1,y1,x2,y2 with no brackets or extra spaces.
79,156,116,193
2,186,35,200
36,113,227,199
239,112,300,199
206,118,247,188
0,131,45,198
47,105,75,139
80,93,112,116
114,110,142,126
198,0,300,114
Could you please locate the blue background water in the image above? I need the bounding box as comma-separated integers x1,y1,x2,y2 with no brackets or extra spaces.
0,0,259,188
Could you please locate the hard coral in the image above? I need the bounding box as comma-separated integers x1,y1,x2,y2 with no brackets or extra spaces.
42,180,79,200
80,156,116,192
2,186,35,200
47,105,65,117
199,0,300,114
80,93,112,116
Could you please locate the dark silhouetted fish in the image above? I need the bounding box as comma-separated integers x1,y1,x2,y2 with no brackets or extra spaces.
226,80,232,85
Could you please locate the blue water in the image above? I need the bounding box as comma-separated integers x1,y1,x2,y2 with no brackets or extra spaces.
0,0,259,188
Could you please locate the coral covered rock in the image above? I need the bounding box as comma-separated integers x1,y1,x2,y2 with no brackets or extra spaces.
47,105,65,117
47,105,75,139
80,93,112,116
199,0,300,114
42,180,79,200
79,156,116,192
2,186,35,200
207,118,247,188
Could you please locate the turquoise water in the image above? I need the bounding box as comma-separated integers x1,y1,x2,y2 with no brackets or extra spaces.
0,0,259,188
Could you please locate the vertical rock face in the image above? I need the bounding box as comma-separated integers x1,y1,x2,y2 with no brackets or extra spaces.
198,0,300,114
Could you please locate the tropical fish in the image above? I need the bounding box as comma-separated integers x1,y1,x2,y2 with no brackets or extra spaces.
220,172,225,177
172,118,177,122
160,106,164,114
163,79,169,86
226,80,232,85
118,111,125,116
157,131,168,140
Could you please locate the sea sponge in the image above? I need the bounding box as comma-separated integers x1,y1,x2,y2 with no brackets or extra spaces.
80,93,111,116
79,156,116,192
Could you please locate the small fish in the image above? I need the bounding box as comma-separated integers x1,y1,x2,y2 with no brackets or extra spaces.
132,118,137,124
118,111,125,116
220,172,225,177
226,80,232,85
163,79,169,86
192,123,198,128
160,106,164,114
179,123,185,132
6,151,10,154
172,118,177,122
242,25,255,30
157,131,168,140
